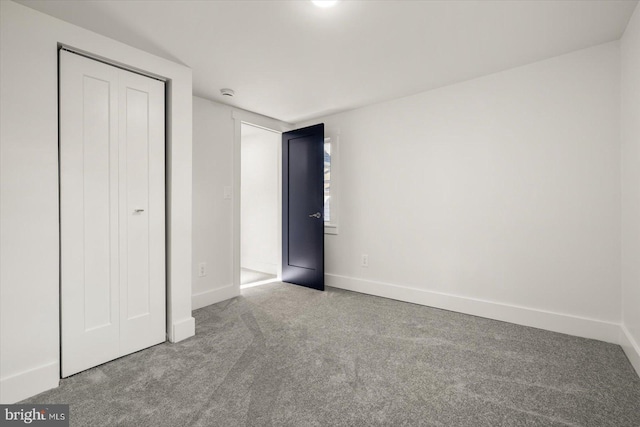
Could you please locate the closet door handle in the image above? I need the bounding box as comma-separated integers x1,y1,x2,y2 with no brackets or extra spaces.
134,209,145,214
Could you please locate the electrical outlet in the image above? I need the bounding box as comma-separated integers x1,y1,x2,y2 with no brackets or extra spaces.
361,254,369,267
198,262,207,277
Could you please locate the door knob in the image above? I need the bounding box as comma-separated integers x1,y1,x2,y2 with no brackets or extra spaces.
134,209,145,214
308,212,321,219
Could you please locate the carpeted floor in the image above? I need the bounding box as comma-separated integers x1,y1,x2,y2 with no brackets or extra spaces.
25,282,640,426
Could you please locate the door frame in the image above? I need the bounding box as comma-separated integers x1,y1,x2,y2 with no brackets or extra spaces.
57,44,194,369
232,111,293,292
58,49,167,376
239,122,283,287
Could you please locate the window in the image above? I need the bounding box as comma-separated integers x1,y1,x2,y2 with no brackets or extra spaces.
324,139,331,222
323,135,338,234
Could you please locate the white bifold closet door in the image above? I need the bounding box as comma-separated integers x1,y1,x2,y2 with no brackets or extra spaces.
60,50,166,377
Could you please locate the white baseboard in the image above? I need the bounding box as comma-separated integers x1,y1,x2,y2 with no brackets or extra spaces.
171,317,195,343
0,361,59,404
325,274,621,345
192,284,239,310
620,324,640,377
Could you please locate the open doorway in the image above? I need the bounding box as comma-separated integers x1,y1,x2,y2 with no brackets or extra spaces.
240,123,281,288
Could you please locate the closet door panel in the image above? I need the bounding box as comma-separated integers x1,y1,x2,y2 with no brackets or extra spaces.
60,51,120,377
118,69,166,355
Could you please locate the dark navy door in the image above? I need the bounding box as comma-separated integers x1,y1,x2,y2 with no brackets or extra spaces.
282,124,324,291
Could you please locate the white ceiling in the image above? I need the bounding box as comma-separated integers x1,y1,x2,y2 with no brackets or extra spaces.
17,0,639,123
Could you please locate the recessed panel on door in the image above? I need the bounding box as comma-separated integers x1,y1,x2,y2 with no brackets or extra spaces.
288,136,322,270
83,75,116,331
125,87,151,320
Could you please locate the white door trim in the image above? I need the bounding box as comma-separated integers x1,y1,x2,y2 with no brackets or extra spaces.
59,46,167,82
231,110,293,291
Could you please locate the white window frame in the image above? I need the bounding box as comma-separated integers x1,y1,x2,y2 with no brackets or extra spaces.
324,132,339,235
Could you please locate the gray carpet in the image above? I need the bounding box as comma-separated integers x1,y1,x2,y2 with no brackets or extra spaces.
25,283,640,426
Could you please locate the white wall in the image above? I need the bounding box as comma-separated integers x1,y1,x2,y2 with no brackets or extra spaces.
300,42,623,344
241,125,280,276
191,98,289,309
621,4,640,375
0,1,194,403
192,97,237,309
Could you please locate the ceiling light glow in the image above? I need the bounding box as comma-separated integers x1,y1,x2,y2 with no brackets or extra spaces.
312,0,338,8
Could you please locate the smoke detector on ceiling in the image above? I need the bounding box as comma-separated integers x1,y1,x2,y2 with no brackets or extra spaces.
220,88,235,97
